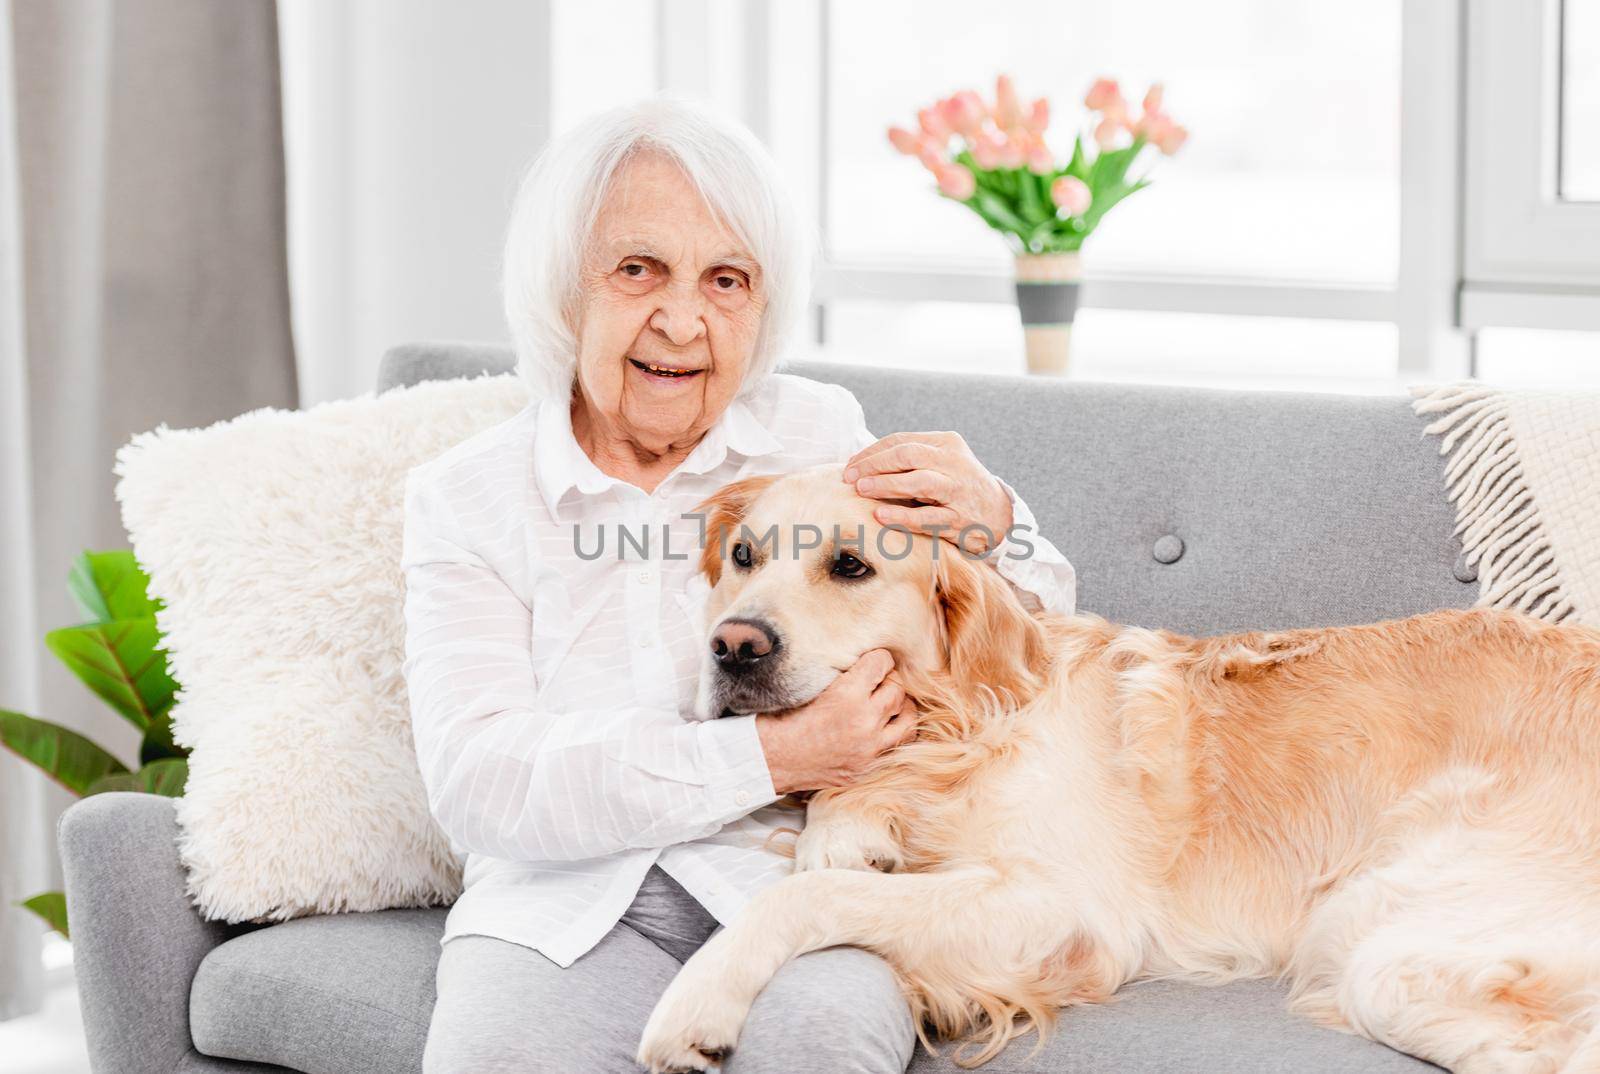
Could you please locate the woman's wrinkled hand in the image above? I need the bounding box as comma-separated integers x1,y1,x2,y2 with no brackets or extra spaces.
843,431,1013,554
755,649,917,794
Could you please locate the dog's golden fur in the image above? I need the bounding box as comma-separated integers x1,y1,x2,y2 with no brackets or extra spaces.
640,467,1600,1074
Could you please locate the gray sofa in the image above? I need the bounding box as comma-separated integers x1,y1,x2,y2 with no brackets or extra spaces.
60,341,1468,1073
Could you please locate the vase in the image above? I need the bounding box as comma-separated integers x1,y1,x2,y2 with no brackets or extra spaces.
1013,252,1081,376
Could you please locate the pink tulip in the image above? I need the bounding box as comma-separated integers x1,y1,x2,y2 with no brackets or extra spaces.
972,132,1002,170
917,106,951,140
887,126,922,155
994,74,1023,129
1093,116,1125,149
936,163,976,199
1103,98,1129,125
1026,141,1055,175
1142,83,1164,116
1085,77,1124,113
1155,123,1188,155
997,138,1026,169
935,97,963,136
1024,97,1050,133
940,91,986,138
917,144,946,173
1051,175,1092,216
1134,110,1173,143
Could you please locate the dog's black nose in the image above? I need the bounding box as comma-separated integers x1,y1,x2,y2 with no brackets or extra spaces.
711,618,778,675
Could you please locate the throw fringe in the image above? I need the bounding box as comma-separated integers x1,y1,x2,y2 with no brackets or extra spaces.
1411,384,1577,623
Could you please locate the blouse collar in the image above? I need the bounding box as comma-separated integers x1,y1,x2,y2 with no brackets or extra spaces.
533,389,783,521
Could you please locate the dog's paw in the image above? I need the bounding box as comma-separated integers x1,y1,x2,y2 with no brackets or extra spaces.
636,972,746,1073
635,1033,732,1074
794,816,902,874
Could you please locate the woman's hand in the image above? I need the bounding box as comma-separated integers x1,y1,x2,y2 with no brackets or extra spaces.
843,431,1014,555
755,649,917,794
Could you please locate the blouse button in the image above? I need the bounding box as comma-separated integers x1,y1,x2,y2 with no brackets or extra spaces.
636,637,650,649
637,568,653,584
734,790,751,806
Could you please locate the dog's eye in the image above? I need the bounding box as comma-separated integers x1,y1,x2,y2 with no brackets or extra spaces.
731,541,753,569
831,551,873,580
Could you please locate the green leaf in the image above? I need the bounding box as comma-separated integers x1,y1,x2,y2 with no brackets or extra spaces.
0,711,129,796
67,550,161,624
1067,136,1087,179
139,707,186,765
86,757,188,798
1092,137,1146,196
20,892,68,938
972,190,1031,238
1081,177,1145,236
46,619,176,732
1016,173,1050,228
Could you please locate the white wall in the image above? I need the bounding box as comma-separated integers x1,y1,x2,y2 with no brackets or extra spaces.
279,0,552,404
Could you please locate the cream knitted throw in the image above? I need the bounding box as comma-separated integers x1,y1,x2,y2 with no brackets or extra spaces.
1412,385,1600,627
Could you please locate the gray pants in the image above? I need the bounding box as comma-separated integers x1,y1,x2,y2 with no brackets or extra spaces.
423,866,917,1073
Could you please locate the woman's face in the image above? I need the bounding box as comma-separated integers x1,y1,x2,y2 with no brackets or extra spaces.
573,152,767,456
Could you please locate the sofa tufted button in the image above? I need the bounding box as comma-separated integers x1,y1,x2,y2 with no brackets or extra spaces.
1152,534,1185,565
1452,554,1478,584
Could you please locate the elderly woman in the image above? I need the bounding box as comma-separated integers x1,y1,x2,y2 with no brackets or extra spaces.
401,98,1076,1073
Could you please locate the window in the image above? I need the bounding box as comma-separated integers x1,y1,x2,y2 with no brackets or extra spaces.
1561,0,1600,201
1463,0,1600,327
802,0,1429,384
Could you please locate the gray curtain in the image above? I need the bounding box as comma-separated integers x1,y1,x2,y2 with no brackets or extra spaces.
1,0,298,1019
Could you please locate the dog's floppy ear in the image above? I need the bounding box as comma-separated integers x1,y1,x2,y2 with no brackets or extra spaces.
934,547,1050,707
695,475,779,586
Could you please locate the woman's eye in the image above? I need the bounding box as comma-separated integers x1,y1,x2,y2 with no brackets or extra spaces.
831,552,872,580
731,542,753,569
713,273,744,291
621,262,648,278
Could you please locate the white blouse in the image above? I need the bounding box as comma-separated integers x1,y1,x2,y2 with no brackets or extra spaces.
400,372,1076,967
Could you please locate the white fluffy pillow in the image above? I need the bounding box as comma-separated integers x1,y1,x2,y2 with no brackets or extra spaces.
114,373,529,922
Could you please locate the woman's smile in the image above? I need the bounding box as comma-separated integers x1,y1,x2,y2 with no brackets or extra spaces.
628,355,706,384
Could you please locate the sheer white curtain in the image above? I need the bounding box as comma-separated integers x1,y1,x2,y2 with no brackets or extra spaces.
1,0,299,1018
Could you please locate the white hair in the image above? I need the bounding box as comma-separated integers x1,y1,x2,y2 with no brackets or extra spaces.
502,96,814,402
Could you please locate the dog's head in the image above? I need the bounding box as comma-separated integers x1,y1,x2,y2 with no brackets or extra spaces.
690,464,1049,720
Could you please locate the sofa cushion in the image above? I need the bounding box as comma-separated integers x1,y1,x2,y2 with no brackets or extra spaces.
959,978,1437,1074
190,911,1433,1073
190,910,444,1074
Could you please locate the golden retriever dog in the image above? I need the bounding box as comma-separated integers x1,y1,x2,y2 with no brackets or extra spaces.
636,465,1600,1074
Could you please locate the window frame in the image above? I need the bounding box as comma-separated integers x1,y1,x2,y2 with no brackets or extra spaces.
1460,0,1600,332
1463,0,1600,284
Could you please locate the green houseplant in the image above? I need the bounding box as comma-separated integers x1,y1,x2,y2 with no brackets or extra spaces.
1,549,186,937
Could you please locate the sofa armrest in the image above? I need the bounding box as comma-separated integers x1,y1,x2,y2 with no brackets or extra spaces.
59,793,236,1074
